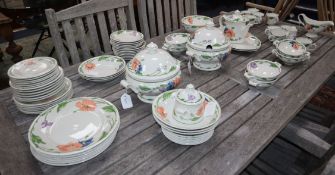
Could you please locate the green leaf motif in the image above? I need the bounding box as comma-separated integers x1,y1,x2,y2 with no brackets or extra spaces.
103,106,116,113
191,26,198,28
270,63,278,68
31,134,45,147
117,30,123,34
98,55,111,61
212,43,221,47
99,131,108,141
169,66,176,72
182,34,188,37
162,91,174,101
201,55,212,59
139,86,151,91
57,101,68,112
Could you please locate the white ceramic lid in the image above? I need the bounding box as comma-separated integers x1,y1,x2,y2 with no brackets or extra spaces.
223,10,248,23
176,84,204,105
188,25,230,51
275,39,306,56
126,42,180,82
247,60,281,78
8,57,57,79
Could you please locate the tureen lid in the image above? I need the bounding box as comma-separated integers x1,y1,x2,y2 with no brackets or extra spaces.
127,42,180,82
223,10,248,23
176,84,204,105
188,25,230,51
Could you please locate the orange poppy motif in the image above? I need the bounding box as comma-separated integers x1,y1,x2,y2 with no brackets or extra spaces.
75,99,97,112
85,63,96,71
156,106,167,118
24,59,35,66
304,24,312,31
187,16,193,24
292,43,300,50
173,77,181,87
224,29,235,39
57,142,82,152
196,101,208,116
131,58,140,70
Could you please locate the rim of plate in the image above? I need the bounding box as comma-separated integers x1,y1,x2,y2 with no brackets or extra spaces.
246,60,281,78
8,57,58,80
78,55,125,78
28,97,120,156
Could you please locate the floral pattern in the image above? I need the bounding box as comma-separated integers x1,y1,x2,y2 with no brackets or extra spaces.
196,100,208,116
75,99,97,112
187,16,193,24
304,24,312,31
290,41,301,50
131,58,142,74
57,138,93,153
224,28,235,39
156,106,167,118
85,63,96,71
24,59,36,66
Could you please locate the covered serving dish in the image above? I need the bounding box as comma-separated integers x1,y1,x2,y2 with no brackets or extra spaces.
121,42,182,103
186,23,231,71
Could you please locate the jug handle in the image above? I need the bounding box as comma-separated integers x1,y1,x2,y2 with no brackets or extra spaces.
219,15,224,28
298,14,305,26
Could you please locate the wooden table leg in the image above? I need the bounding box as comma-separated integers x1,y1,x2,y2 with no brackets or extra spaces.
0,13,23,63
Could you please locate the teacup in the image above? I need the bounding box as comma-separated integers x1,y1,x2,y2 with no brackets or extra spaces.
266,13,279,25
281,25,298,39
173,84,206,125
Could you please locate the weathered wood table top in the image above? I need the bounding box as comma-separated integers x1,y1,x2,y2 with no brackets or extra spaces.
0,19,335,175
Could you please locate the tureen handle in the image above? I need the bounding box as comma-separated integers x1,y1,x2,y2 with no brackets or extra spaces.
120,80,139,94
274,62,282,68
273,40,280,47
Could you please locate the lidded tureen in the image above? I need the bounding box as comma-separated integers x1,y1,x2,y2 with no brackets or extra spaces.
121,42,182,103
186,23,231,71
219,10,252,43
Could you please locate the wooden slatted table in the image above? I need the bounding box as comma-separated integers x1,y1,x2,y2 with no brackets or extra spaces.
0,18,335,175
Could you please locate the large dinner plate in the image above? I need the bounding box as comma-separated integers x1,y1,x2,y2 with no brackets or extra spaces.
28,97,120,155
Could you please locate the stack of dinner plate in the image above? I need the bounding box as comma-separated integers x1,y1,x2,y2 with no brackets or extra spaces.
28,97,120,166
78,55,126,82
152,85,221,145
8,57,73,114
110,30,146,60
244,60,281,88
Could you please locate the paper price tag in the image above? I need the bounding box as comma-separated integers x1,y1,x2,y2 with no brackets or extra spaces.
204,102,216,116
121,93,133,109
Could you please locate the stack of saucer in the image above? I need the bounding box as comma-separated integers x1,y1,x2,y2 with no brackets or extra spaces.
162,33,190,56
152,84,221,145
244,60,281,88
272,39,311,65
28,97,120,166
8,57,73,114
78,55,126,82
110,30,146,60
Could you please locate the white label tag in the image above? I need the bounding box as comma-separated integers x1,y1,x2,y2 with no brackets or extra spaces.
204,102,216,116
121,93,133,109
188,59,192,75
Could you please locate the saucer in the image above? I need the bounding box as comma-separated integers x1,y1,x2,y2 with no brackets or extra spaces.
231,35,261,51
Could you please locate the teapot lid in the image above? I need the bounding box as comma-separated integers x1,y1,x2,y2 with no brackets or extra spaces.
223,10,248,23
188,25,230,51
127,42,180,82
176,84,204,105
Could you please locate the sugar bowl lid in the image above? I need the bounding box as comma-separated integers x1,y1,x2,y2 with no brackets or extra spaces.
176,84,204,105
188,25,229,52
223,10,248,23
127,42,180,82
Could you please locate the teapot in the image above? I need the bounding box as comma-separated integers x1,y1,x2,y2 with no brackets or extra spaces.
298,13,334,38
219,10,253,43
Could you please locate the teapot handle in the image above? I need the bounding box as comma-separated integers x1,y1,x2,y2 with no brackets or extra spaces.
298,14,305,26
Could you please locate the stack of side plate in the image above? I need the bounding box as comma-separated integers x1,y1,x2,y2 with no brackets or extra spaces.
8,57,73,114
110,30,146,60
78,55,126,82
28,97,120,166
152,90,221,145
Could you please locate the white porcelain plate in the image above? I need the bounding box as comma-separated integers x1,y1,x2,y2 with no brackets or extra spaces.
28,97,120,155
152,90,221,130
78,55,125,78
8,57,57,79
